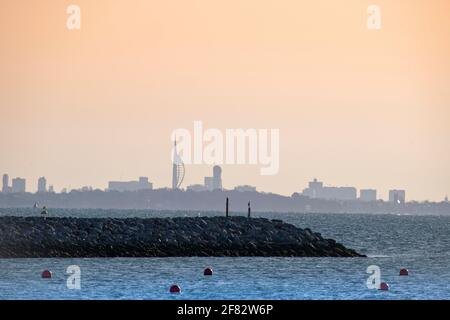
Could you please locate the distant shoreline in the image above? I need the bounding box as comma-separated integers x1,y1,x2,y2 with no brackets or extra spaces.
1,189,449,215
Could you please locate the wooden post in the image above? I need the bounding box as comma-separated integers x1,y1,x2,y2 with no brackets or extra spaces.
226,197,229,218
248,201,251,218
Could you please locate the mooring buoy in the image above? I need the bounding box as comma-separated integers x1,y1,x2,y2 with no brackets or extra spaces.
204,267,213,276
379,282,390,291
169,284,181,293
41,270,52,279
399,268,409,276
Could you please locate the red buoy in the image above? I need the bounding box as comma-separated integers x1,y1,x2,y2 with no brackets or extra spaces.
379,282,390,291
204,267,213,276
399,268,409,276
41,270,52,279
169,284,181,293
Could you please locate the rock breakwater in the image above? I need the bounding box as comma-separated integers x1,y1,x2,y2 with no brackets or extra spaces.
0,216,364,258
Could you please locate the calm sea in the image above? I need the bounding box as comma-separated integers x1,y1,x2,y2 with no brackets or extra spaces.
0,209,449,300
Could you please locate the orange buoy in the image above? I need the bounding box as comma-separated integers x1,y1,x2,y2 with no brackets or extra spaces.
204,267,213,276
169,284,181,293
41,270,52,279
379,282,390,291
399,268,409,276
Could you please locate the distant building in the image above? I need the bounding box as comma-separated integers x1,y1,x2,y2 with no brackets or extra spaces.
302,178,357,201
389,190,406,204
204,177,214,191
203,166,223,191
305,178,323,198
11,177,26,193
213,165,222,190
48,185,55,193
360,189,377,202
321,187,357,201
445,195,448,203
234,185,257,192
108,177,153,192
2,174,9,193
187,184,206,192
172,139,185,189
37,177,47,193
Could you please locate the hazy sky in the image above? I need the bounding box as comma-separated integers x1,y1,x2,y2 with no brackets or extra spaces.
1,0,449,201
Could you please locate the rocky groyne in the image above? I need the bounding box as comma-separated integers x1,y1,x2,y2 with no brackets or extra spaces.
0,216,364,258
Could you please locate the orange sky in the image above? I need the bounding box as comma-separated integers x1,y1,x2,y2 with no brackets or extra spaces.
0,0,449,200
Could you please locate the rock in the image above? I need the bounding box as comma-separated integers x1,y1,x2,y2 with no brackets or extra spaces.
0,216,365,258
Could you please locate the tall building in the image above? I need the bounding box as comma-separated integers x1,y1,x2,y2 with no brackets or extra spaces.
11,177,26,193
2,174,9,193
389,190,406,204
203,166,223,191
360,189,377,202
108,177,153,192
213,165,222,190
171,138,185,189
37,177,47,193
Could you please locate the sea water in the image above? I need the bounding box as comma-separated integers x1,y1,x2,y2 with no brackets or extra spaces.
0,209,449,300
